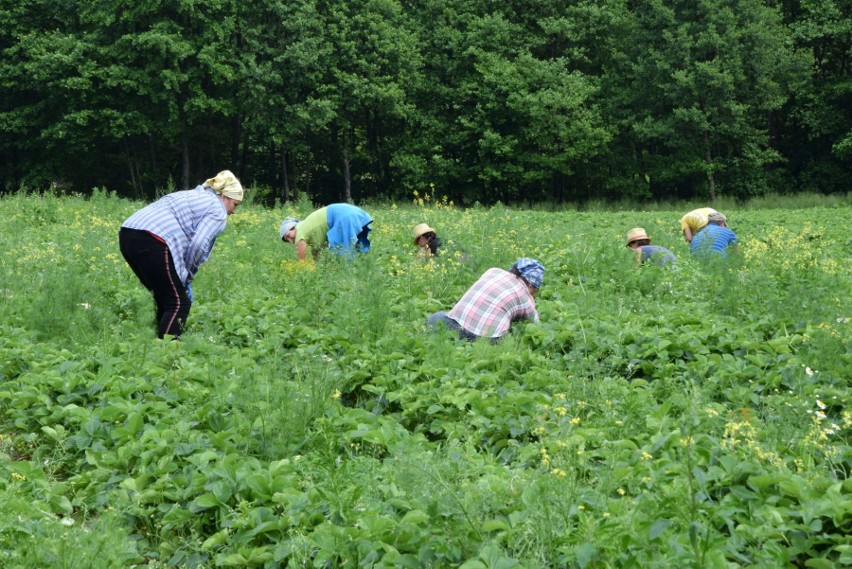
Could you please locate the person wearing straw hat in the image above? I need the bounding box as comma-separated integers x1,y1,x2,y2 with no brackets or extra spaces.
280,203,373,261
427,258,543,342
690,211,738,258
412,223,443,257
119,170,243,338
679,207,718,243
413,222,472,265
625,227,677,266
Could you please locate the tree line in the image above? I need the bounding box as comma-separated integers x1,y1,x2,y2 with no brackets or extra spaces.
0,0,848,205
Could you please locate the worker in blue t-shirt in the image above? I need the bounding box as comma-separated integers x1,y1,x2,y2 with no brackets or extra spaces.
625,228,677,266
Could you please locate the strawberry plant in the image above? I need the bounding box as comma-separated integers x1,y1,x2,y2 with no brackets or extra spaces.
0,191,849,567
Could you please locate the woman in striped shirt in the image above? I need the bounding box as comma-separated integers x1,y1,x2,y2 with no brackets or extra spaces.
119,170,243,338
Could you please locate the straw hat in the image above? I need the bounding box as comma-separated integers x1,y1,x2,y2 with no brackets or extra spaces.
412,223,436,244
625,227,650,247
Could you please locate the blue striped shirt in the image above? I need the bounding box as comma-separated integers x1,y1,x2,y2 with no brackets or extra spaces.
122,186,227,284
690,224,738,258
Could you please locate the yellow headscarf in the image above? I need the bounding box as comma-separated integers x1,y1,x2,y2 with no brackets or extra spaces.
204,170,244,201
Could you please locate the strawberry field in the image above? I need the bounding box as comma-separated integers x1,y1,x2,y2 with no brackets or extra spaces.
1,190,850,568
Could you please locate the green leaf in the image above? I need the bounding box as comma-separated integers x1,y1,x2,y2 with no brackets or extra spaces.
215,553,248,567
49,494,73,515
201,529,228,550
40,425,58,440
482,519,511,532
649,519,670,541
127,412,144,436
400,509,430,525
475,544,521,569
189,493,221,512
804,560,836,569
574,543,598,568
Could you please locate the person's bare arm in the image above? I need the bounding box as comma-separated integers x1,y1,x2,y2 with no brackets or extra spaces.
683,227,693,243
296,240,308,260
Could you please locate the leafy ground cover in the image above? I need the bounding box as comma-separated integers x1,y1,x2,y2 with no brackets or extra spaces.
0,190,850,568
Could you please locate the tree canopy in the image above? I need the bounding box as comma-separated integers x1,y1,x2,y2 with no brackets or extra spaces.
0,0,848,204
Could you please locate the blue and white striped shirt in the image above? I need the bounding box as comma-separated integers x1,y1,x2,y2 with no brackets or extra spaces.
690,224,738,258
122,186,227,284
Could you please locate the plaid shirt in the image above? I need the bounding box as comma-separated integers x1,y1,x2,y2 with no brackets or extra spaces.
122,186,227,285
448,268,539,338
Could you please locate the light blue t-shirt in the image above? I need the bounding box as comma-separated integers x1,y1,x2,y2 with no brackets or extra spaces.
639,245,677,266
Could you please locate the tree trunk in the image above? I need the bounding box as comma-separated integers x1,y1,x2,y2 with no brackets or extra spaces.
231,115,241,169
126,144,139,198
147,134,158,182
181,131,190,191
342,129,352,203
281,146,290,202
132,144,144,197
703,130,717,202
292,155,299,201
551,172,565,203
196,149,206,185
239,123,250,182
366,110,386,195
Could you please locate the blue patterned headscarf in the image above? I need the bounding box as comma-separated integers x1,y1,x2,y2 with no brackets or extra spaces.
513,258,544,289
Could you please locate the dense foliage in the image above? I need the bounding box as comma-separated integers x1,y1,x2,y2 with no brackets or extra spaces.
1,191,850,567
0,0,849,203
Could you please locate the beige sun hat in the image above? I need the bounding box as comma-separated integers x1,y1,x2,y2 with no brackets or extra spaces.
204,170,243,201
412,223,437,244
625,227,650,247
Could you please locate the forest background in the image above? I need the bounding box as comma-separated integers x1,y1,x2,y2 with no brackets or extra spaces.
1,0,850,205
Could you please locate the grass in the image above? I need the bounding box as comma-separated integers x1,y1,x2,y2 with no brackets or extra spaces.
0,189,849,567
503,191,851,213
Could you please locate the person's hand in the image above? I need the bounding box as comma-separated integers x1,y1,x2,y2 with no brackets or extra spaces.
186,283,194,302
